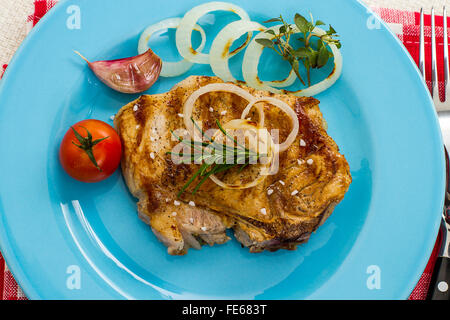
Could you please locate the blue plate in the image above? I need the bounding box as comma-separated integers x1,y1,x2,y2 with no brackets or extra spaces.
0,0,445,299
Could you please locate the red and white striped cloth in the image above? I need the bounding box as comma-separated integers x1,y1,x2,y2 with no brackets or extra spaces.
0,1,445,300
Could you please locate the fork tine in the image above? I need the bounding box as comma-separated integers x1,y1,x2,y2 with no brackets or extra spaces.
432,7,440,101
420,8,426,79
444,6,450,102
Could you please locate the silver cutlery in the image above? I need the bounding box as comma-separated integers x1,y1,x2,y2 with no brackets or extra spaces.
419,7,450,300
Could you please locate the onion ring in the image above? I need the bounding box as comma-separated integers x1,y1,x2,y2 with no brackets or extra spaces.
138,18,206,77
242,25,298,89
209,20,264,82
176,1,252,64
183,82,256,138
241,96,299,152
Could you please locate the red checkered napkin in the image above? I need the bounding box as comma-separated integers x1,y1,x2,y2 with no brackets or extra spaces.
0,3,444,300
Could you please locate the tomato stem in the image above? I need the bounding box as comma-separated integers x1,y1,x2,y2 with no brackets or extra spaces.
71,126,109,171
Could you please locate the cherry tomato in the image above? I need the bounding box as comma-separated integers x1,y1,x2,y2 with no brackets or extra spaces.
59,120,122,183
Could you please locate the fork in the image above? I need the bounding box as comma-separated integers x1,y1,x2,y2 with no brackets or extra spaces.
420,7,450,112
420,7,450,300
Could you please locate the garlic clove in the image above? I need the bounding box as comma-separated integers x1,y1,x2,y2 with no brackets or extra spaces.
75,49,162,94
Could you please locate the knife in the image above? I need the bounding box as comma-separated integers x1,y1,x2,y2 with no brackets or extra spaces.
427,148,450,300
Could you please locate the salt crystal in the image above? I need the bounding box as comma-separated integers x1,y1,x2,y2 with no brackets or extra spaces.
300,139,306,147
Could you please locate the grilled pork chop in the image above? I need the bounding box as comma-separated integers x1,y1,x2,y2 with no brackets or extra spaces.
114,76,351,255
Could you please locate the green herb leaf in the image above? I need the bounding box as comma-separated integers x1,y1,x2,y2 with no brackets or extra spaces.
315,20,326,26
294,13,310,34
263,17,282,23
317,45,330,68
293,47,310,58
327,25,337,35
260,13,341,89
255,38,275,49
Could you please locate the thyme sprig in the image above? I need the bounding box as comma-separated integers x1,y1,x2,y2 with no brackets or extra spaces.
167,118,265,197
256,13,341,87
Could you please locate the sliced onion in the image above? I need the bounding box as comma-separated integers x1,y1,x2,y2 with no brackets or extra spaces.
182,83,300,190
138,18,206,77
242,26,342,97
209,20,264,82
209,119,275,189
242,25,297,89
175,2,252,64
241,96,299,152
183,82,256,138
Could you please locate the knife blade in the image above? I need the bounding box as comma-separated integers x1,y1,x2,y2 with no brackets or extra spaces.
426,148,450,300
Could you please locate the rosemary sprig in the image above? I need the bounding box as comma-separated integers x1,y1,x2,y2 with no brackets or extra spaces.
168,118,265,197
256,13,341,87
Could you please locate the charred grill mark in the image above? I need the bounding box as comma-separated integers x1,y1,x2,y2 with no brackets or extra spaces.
133,96,148,145
136,129,144,146
142,184,160,213
236,215,278,236
295,99,325,156
203,118,215,132
238,187,253,201
133,96,147,125
162,156,195,188
229,98,242,117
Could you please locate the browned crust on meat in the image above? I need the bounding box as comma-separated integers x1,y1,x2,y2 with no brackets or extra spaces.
115,76,352,255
